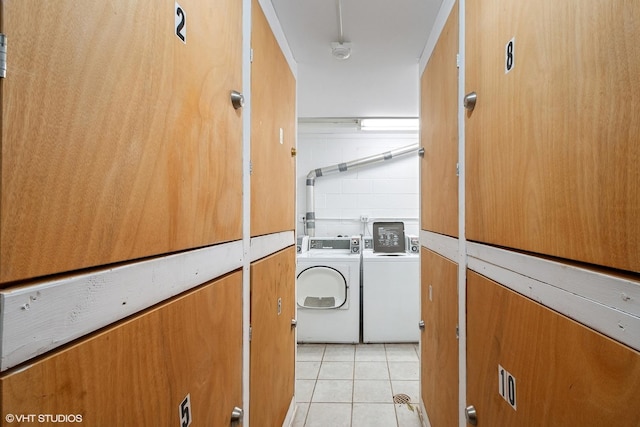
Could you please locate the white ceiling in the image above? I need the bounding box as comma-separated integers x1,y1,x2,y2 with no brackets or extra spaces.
268,0,444,118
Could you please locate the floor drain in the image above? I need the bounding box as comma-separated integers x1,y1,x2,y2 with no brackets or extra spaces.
393,393,412,404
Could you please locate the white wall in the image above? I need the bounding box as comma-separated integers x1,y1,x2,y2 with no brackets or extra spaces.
297,63,420,118
297,121,420,238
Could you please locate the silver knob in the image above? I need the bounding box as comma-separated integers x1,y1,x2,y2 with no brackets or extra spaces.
230,90,244,109
291,319,297,328
463,92,477,111
231,406,243,424
418,320,425,330
465,405,478,425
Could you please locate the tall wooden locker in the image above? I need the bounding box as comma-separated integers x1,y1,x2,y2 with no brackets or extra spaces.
465,0,640,273
420,248,458,426
467,270,640,426
249,246,296,426
0,272,243,426
250,0,296,237
0,0,243,284
420,1,458,238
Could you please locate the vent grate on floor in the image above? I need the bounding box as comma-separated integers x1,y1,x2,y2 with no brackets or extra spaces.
393,393,412,404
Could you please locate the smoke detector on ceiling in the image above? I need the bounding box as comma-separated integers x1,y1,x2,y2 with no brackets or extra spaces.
331,42,352,60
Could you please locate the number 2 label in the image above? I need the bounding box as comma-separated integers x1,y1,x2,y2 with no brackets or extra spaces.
176,2,186,44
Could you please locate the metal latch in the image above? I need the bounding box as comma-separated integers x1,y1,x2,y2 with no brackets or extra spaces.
0,34,7,78
231,407,244,425
465,405,477,425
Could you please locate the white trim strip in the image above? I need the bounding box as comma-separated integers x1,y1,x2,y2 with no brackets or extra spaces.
0,241,243,371
457,1,468,425
467,242,640,352
420,230,458,263
467,243,640,318
250,231,295,262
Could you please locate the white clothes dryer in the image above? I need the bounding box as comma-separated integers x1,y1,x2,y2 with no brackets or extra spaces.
296,236,361,343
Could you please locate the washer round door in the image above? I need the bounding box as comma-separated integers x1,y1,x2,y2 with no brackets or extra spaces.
297,266,347,309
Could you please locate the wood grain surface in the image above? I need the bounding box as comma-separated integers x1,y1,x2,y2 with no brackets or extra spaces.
421,247,459,426
250,246,296,426
466,0,640,273
251,0,296,237
421,2,459,238
467,270,640,426
1,0,243,283
0,271,243,426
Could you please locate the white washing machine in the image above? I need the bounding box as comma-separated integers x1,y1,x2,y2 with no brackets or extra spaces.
362,225,420,343
296,236,361,343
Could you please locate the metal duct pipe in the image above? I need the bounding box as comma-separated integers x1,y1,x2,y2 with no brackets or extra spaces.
305,144,423,236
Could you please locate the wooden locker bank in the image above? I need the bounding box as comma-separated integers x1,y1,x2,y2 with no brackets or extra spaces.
465,0,640,273
467,271,640,426
0,272,243,426
420,0,640,425
0,0,243,284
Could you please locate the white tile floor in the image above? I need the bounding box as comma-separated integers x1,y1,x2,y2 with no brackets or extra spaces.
293,343,424,427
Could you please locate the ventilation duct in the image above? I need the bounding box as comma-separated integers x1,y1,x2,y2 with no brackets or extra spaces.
305,144,423,236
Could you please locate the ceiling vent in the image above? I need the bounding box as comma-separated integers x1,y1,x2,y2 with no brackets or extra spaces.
331,42,352,60
331,0,351,60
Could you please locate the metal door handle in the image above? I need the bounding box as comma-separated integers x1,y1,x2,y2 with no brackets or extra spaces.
230,90,245,109
231,406,244,425
418,320,425,330
465,405,478,425
463,92,477,111
291,319,297,328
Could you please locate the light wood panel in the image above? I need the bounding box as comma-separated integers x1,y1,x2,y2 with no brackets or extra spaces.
250,0,296,237
420,1,458,238
465,0,640,273
467,270,640,426
0,271,243,426
420,248,458,426
0,0,243,284
250,246,296,426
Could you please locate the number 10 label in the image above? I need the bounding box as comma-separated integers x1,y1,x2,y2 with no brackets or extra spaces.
498,364,517,410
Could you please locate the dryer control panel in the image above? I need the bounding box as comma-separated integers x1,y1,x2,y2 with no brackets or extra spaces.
350,236,361,254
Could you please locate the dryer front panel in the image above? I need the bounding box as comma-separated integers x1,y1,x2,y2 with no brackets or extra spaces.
297,266,348,309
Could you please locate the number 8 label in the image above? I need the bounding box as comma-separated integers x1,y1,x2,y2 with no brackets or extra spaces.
505,37,515,73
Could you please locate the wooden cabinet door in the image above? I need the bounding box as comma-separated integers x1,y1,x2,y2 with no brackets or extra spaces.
420,248,458,426
250,0,296,237
1,271,243,426
467,270,640,426
0,0,243,284
250,246,296,426
465,0,640,273
420,2,458,238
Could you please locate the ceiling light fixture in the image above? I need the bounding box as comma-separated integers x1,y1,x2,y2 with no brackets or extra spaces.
331,0,352,60
359,118,420,131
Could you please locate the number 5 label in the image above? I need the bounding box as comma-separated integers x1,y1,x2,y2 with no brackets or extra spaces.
179,393,192,427
176,2,186,44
